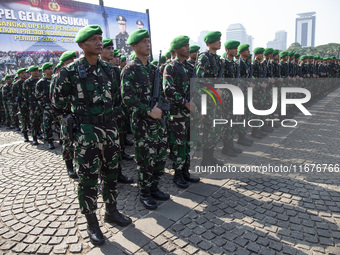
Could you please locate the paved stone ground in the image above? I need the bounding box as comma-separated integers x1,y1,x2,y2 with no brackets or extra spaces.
1,86,340,255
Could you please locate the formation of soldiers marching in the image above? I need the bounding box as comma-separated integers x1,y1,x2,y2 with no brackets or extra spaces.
1,26,339,245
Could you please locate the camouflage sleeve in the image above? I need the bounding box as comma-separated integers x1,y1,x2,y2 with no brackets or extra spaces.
35,79,44,101
196,54,209,78
121,64,151,117
52,68,72,113
163,64,186,108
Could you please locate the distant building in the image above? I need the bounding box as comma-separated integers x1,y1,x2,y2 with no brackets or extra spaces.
295,12,316,47
226,23,253,52
267,30,287,51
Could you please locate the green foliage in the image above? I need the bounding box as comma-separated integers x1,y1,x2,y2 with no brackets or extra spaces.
286,42,340,58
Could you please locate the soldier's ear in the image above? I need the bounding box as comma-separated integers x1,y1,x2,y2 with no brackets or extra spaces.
78,42,84,51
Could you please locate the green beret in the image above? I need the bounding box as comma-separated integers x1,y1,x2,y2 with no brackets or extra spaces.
313,56,318,60
288,51,295,57
238,44,249,53
4,74,12,80
75,25,102,43
28,65,39,72
224,40,240,49
253,47,265,54
121,55,126,62
307,55,314,59
127,29,149,45
42,62,53,71
204,31,222,43
264,48,274,55
165,51,171,58
1,78,5,82
60,51,76,62
332,56,336,60
160,55,166,64
272,49,279,57
294,53,301,58
151,60,159,66
114,49,120,57
130,52,136,60
279,51,289,58
103,38,113,48
300,55,307,60
16,68,26,74
170,35,190,50
189,45,200,53
236,52,240,57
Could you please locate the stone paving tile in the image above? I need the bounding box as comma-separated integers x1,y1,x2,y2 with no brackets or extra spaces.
0,87,340,254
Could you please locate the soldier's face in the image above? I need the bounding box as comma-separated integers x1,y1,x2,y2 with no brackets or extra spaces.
240,49,250,58
273,55,279,62
6,78,12,85
119,24,126,33
227,48,237,57
176,43,190,59
190,52,198,60
79,34,103,56
207,39,221,51
132,38,150,56
19,72,26,80
63,57,76,66
44,67,53,77
101,46,114,61
31,70,39,79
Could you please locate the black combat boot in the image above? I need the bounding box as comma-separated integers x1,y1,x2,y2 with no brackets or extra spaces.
150,183,170,200
173,169,190,189
251,128,263,139
48,139,55,150
104,203,132,226
32,136,38,145
117,165,133,183
182,165,200,183
201,148,223,166
124,134,133,146
23,131,29,142
65,160,77,179
85,213,104,245
222,140,238,157
230,140,242,154
237,133,252,146
139,189,158,210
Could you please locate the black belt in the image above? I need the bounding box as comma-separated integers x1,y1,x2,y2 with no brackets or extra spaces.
76,113,114,125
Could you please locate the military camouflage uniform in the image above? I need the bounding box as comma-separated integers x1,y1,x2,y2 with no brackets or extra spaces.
163,57,192,173
52,57,120,214
196,51,222,150
35,77,54,141
22,76,41,138
121,58,167,192
12,78,28,132
2,82,13,127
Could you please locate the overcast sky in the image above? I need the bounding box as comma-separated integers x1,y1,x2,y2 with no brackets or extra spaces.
79,0,340,54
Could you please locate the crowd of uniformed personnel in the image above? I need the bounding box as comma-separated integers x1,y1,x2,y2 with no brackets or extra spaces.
0,26,339,245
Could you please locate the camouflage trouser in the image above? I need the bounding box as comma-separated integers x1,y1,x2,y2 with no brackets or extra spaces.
168,119,190,171
201,105,221,150
75,122,120,215
29,105,42,137
60,118,74,161
42,107,54,141
19,106,30,133
11,103,19,127
3,102,11,126
133,117,167,192
222,92,234,142
115,112,128,156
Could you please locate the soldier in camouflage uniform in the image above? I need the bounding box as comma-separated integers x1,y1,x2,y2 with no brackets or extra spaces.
35,62,55,150
100,37,133,184
52,25,131,246
0,78,4,125
236,43,254,147
12,68,29,141
163,35,200,189
188,45,200,66
52,51,77,178
1,75,14,129
221,40,243,157
196,31,224,166
22,66,41,145
121,29,169,210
